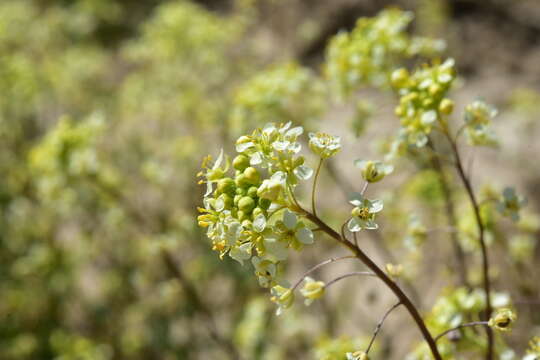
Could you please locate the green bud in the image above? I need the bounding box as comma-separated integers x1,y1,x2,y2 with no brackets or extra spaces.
235,174,250,188
247,186,258,198
233,155,250,171
252,207,264,218
217,178,235,195
236,187,246,195
238,196,256,213
429,84,441,96
233,194,242,206
293,157,304,167
439,98,454,115
237,210,247,221
391,68,409,88
219,194,233,209
243,167,261,185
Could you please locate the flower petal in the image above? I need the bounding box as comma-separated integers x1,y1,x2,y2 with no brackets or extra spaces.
297,227,314,244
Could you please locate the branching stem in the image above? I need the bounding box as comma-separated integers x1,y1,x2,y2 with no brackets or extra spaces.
366,301,402,354
434,321,489,342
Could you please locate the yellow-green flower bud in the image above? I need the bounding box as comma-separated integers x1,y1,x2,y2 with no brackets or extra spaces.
233,194,242,206
439,98,454,115
385,263,403,278
243,167,261,185
391,68,409,88
233,154,250,171
252,207,264,218
300,277,325,305
217,178,235,195
488,308,516,332
238,196,256,213
429,83,441,96
355,160,393,183
235,174,250,188
237,210,247,221
218,194,233,209
247,186,258,198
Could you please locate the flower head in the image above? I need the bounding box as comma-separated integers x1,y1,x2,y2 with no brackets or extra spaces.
270,285,294,315
355,160,393,183
300,277,325,305
488,308,516,332
497,187,527,222
274,210,314,251
309,132,341,159
347,193,383,232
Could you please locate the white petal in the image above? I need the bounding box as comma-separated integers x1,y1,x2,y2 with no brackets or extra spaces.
283,210,297,230
348,192,364,206
294,165,313,180
297,227,314,244
253,214,266,233
347,217,362,232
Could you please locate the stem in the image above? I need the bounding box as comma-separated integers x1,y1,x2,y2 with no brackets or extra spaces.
301,209,442,360
434,321,489,342
427,140,470,288
361,181,369,195
312,158,324,217
366,301,402,354
443,131,494,360
325,271,377,288
291,255,355,292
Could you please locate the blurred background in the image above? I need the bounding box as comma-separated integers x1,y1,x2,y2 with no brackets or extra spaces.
0,0,539,359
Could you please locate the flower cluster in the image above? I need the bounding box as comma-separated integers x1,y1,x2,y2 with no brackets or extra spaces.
463,100,498,146
524,337,540,360
497,187,527,222
198,122,344,315
488,308,517,332
391,59,456,148
324,8,445,97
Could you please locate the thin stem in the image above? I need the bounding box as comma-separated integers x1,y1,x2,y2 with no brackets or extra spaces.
366,301,402,354
301,207,442,360
312,158,324,217
361,181,369,195
325,271,377,288
291,255,356,292
442,130,494,360
434,321,489,342
427,139,470,289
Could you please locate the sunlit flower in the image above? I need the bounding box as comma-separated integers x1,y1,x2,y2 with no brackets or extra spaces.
308,132,341,159
300,277,325,305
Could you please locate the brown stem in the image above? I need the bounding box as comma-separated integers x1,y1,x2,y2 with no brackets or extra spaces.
291,255,355,292
427,140,470,288
300,209,442,360
325,271,377,288
434,321,488,342
444,132,494,360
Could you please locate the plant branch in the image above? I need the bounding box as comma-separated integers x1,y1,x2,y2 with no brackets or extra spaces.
291,255,356,292
442,130,494,360
434,321,489,342
300,207,442,360
325,271,377,288
366,301,402,354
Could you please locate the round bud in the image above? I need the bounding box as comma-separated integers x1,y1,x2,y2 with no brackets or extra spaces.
252,207,264,218
233,194,242,206
293,157,304,168
235,174,250,188
238,196,256,213
243,167,261,185
219,194,233,209
439,98,454,115
391,68,409,88
233,154,250,171
237,210,246,221
236,187,246,195
217,178,235,195
247,186,258,198
429,84,441,96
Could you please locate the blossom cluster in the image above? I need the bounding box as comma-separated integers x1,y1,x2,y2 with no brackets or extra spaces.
391,59,456,148
198,123,342,314
324,8,445,97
